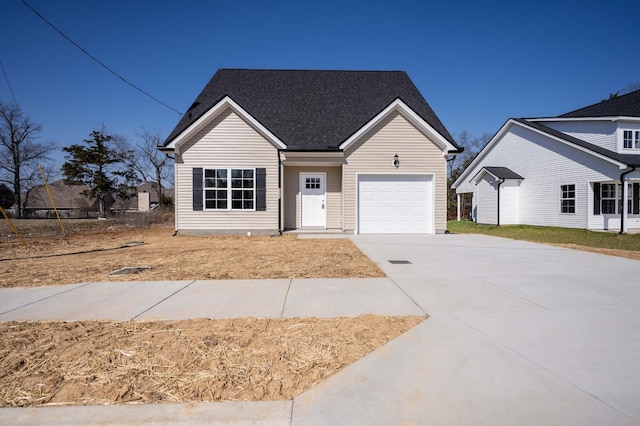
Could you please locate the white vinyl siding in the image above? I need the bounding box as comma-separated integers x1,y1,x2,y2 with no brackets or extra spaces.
283,166,342,230
175,108,279,231
500,180,520,224
343,111,447,233
542,120,618,152
476,175,497,225
460,124,623,230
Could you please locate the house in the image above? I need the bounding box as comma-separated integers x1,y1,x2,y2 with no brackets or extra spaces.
160,69,461,234
24,179,115,218
452,89,640,232
110,182,173,213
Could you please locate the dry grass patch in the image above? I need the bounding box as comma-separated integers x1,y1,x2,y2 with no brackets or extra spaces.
0,221,384,288
0,315,424,407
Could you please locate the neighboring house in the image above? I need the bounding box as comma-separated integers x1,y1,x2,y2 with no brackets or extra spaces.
24,179,115,218
0,184,14,209
111,182,174,213
452,90,640,232
160,69,461,234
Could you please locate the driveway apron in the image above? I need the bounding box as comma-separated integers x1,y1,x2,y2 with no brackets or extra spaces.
295,233,640,425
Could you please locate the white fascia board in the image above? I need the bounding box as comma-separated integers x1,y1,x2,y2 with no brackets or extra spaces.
451,120,512,189
338,99,458,153
528,116,640,123
470,168,497,184
163,96,286,153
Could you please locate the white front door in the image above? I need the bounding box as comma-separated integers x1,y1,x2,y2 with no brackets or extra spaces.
300,173,326,227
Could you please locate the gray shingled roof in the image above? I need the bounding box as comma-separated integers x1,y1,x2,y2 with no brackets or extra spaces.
163,69,459,151
513,118,640,167
560,89,640,118
483,166,524,180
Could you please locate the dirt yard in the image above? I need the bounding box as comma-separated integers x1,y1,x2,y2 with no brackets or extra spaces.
0,218,413,407
0,219,385,288
0,316,424,407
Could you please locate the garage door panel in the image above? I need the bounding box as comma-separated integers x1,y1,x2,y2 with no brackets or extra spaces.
358,175,433,234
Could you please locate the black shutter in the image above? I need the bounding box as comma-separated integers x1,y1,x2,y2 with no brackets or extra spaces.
193,168,203,211
256,168,266,211
593,182,601,215
633,182,640,215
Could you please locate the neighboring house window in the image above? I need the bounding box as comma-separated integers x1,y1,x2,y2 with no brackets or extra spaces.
623,130,640,149
601,184,617,214
598,183,635,215
204,168,254,210
193,168,266,212
560,184,575,213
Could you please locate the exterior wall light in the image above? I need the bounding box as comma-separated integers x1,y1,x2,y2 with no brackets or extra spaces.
393,154,399,168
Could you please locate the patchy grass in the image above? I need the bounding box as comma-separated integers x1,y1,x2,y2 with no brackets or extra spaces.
448,220,640,260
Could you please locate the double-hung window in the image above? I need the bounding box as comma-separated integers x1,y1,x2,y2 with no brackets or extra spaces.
601,183,617,214
204,168,254,210
623,130,640,150
560,184,575,213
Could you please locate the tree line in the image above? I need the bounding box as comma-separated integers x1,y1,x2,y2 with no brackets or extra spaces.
0,101,173,218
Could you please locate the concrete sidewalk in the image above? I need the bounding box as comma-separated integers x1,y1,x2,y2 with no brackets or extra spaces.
2,233,640,425
0,277,424,322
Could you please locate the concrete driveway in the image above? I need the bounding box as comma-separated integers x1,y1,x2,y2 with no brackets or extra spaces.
2,234,639,425
291,234,640,425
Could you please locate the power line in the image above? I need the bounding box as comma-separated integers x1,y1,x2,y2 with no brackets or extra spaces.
0,59,18,104
20,0,182,116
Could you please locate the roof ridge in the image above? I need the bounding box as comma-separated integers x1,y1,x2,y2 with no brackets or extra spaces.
559,88,640,118
216,68,407,73
162,69,458,149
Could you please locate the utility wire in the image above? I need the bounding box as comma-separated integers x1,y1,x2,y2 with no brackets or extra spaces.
20,0,182,116
0,59,18,104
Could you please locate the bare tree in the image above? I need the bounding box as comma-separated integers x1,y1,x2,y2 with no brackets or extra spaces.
447,131,491,220
621,83,640,95
0,101,57,217
118,128,173,204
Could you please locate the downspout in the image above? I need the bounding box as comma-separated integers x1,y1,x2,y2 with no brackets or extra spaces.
619,166,636,235
496,178,504,226
277,149,283,235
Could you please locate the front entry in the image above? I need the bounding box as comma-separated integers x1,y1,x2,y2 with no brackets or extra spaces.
300,173,326,227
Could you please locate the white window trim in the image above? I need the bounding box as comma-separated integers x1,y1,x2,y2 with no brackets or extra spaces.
600,183,633,215
621,129,640,151
560,183,576,214
203,167,256,211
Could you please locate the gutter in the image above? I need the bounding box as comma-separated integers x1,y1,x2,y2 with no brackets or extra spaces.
496,178,504,226
619,166,636,234
277,149,283,235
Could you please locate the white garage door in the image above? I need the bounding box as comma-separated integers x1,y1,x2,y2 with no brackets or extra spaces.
358,175,433,234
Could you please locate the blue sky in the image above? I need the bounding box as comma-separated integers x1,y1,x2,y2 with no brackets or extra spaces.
1,0,638,167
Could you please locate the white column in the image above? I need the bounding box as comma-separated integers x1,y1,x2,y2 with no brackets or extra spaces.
622,180,629,233
456,193,461,221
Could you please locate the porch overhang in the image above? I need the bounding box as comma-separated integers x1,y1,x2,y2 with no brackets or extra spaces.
280,150,345,166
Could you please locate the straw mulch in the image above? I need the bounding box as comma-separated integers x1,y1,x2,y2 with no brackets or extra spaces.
0,220,385,288
0,315,424,407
